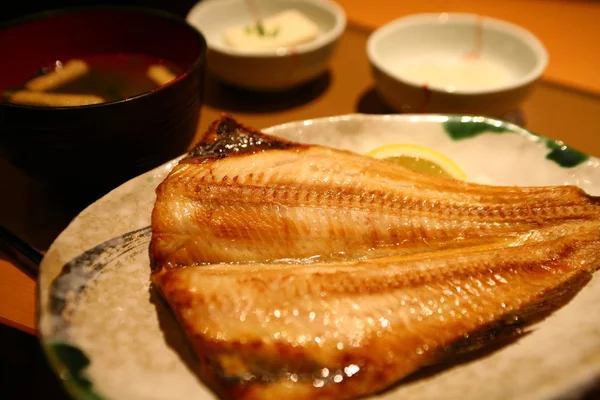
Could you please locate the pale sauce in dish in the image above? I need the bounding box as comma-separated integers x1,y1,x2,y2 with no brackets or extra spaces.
398,57,513,91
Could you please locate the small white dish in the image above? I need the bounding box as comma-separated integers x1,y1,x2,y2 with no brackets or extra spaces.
186,0,346,91
367,13,548,116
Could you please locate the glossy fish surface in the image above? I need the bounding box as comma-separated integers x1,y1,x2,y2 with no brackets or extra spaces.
151,116,600,268
150,116,600,400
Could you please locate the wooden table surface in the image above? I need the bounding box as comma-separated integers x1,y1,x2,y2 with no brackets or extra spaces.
1,2,600,398
338,0,600,95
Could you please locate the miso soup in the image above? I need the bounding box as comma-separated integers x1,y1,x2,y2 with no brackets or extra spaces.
4,53,184,107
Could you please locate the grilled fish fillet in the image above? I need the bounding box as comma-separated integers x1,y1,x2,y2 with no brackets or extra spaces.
150,115,600,399
151,116,600,268
153,233,599,399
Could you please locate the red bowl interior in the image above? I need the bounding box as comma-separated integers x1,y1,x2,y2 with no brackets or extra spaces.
0,7,204,92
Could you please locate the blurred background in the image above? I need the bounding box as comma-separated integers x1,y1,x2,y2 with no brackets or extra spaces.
0,0,198,23
1,1,599,400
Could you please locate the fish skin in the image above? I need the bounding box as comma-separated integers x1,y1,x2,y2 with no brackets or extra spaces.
150,115,600,399
151,116,600,269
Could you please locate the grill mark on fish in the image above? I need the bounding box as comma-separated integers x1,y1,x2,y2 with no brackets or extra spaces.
159,160,598,220
172,180,595,219
155,174,597,223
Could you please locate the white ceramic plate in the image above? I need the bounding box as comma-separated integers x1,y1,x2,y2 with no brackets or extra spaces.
38,114,600,400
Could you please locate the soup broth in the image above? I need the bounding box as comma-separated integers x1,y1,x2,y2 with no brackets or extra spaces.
5,53,183,106
54,53,182,101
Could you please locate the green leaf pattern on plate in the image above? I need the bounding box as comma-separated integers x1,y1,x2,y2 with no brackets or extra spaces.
443,120,589,168
442,120,508,140
544,140,590,168
46,342,104,400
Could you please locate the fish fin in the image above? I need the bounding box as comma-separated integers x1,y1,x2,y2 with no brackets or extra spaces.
185,114,302,161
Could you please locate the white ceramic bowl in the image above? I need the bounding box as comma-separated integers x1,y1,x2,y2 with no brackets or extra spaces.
367,13,548,116
186,0,346,91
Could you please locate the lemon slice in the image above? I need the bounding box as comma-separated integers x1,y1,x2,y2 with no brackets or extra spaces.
366,144,467,180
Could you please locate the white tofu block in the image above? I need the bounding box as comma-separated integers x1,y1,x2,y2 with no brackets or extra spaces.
224,9,319,51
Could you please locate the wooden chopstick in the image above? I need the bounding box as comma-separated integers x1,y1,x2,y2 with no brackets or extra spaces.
0,225,42,279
